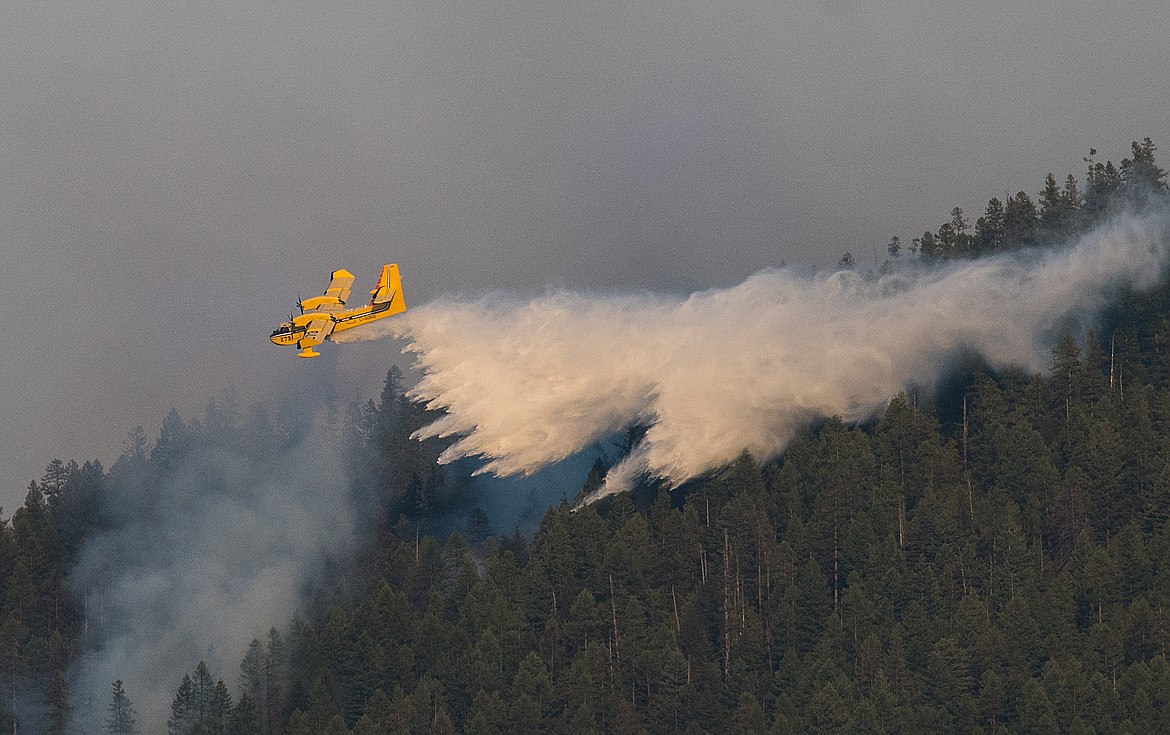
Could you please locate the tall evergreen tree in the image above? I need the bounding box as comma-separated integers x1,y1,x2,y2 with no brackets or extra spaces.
973,197,1006,255
169,674,195,735
917,231,941,263
1039,172,1079,242
228,692,260,735
105,680,139,735
1003,191,1039,247
264,628,287,735
1084,148,1123,219
887,236,902,258
1120,137,1167,194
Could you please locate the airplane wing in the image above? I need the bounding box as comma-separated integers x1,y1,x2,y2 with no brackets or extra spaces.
323,270,354,304
299,269,355,313
295,315,336,358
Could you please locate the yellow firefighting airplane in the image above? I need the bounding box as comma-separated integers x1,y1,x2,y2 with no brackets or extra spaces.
270,264,405,357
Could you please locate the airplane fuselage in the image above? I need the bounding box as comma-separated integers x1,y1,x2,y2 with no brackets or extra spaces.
269,299,397,346
271,264,405,357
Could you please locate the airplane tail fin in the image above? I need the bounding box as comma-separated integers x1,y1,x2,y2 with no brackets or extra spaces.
370,264,406,314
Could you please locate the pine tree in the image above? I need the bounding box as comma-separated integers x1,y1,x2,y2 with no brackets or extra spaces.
152,407,193,473
1084,148,1123,219
973,197,1006,255
1003,191,1038,248
228,692,259,735
509,652,552,733
807,682,854,734
169,674,195,735
105,680,139,735
209,679,232,735
324,714,351,735
306,677,339,734
925,637,974,730
39,459,70,500
1120,137,1167,194
978,669,1005,733
940,207,971,257
918,231,941,263
1039,172,1078,242
191,661,215,729
264,628,287,735
466,689,508,735
887,236,902,258
1016,678,1060,735
732,690,768,735
1063,173,1082,212
122,425,150,462
465,507,493,547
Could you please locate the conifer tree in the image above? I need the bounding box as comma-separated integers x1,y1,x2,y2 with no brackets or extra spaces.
917,231,940,262
228,692,259,735
1120,137,1167,194
105,680,139,735
264,628,287,735
192,661,215,728
1003,191,1038,247
169,674,195,735
973,197,1007,255
1083,148,1123,219
209,679,232,735
1039,172,1079,241
887,236,901,258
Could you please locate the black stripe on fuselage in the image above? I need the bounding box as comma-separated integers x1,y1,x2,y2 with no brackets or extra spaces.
337,299,392,325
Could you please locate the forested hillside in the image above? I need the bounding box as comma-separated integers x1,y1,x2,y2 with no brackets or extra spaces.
2,140,1170,734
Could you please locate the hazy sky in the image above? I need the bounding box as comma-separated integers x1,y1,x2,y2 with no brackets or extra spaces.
2,0,1169,509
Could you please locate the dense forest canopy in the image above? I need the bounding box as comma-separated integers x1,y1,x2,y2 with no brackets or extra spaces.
3,140,1170,734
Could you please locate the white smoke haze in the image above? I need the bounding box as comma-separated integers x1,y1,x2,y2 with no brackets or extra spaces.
345,209,1170,503
67,410,359,732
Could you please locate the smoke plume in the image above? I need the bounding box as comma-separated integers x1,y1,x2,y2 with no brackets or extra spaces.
347,210,1170,502
67,408,359,731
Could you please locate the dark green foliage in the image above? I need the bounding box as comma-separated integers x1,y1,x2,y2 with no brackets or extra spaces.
243,309,1170,732
917,230,940,263
166,663,234,735
168,674,195,735
1003,191,1039,248
1120,138,1168,195
973,197,1007,255
4,139,1170,733
1039,172,1081,243
895,139,1168,260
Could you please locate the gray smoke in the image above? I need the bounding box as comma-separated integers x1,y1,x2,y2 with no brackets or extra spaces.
343,209,1170,502
67,407,358,731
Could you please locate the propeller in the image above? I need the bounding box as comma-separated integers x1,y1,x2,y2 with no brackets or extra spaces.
283,294,304,330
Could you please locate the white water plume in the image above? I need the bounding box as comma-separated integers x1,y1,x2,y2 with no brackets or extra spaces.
351,210,1170,503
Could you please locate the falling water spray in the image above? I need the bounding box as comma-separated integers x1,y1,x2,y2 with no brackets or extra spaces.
343,209,1170,503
